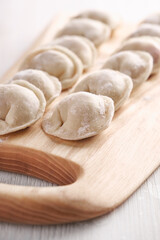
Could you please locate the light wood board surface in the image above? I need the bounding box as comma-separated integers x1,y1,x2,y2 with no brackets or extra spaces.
0,0,160,239
0,8,160,225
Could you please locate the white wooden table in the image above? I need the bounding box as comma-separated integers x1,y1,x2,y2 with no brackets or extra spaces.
0,0,160,239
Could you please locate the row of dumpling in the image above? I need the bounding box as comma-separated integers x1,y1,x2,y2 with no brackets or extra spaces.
0,10,119,136
42,12,160,140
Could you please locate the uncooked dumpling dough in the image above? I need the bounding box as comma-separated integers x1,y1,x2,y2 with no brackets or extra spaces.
73,10,120,30
129,24,160,38
142,13,160,25
42,92,114,140
72,69,133,111
12,69,61,105
56,18,111,46
48,36,96,70
102,51,153,89
19,46,83,90
117,36,160,74
0,81,46,135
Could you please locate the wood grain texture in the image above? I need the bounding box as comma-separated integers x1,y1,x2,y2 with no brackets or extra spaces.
0,12,160,225
1,168,160,240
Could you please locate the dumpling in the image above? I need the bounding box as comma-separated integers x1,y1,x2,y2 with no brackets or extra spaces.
142,13,160,25
12,69,61,105
102,51,153,89
19,45,83,90
117,36,160,74
129,24,160,38
47,36,96,70
42,92,114,140
56,18,111,46
73,10,120,30
0,81,46,135
72,69,133,111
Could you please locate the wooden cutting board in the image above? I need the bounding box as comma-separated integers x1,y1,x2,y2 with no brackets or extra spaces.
0,14,160,225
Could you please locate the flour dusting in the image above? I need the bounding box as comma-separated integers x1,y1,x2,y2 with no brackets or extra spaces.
0,137,8,143
98,98,106,115
143,96,152,101
78,124,90,136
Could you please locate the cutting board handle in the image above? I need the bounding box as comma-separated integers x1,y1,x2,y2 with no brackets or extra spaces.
0,143,104,224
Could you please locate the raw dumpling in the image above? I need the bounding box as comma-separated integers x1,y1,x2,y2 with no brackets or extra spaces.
102,51,153,89
117,36,160,74
12,69,61,105
19,46,83,90
129,24,160,38
0,81,46,135
42,92,114,140
72,69,133,111
56,18,111,46
47,36,96,70
73,10,120,30
142,13,160,25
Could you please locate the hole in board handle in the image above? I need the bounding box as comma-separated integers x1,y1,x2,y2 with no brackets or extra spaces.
0,144,83,186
